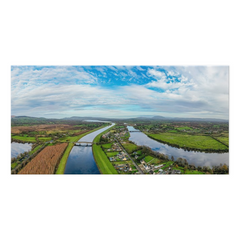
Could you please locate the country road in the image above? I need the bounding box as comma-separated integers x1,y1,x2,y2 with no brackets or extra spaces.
114,137,144,174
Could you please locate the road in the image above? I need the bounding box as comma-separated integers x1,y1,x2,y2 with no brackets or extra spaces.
114,137,144,174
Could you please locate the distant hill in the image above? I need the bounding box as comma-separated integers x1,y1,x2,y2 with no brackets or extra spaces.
11,115,228,123
171,117,228,122
152,116,166,119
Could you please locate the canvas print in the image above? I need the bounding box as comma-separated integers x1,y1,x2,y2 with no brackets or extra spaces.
11,66,229,174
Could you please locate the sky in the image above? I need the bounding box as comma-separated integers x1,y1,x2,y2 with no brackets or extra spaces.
11,66,229,119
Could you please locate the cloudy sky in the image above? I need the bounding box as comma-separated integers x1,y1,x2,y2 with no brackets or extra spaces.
11,66,229,119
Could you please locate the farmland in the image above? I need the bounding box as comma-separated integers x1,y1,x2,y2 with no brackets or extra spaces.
18,143,68,174
122,142,140,154
148,133,228,151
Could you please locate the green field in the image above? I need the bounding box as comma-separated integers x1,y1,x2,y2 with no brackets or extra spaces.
11,162,18,169
144,155,154,163
11,135,36,142
112,160,132,165
106,151,119,157
122,143,139,153
149,133,228,151
92,125,118,174
92,145,118,174
176,126,193,131
38,137,52,142
102,143,113,149
168,130,178,133
149,158,161,165
56,143,74,174
29,144,43,155
215,137,229,146
161,161,174,170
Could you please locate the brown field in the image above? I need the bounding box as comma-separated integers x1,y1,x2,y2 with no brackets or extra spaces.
18,143,68,174
11,124,76,134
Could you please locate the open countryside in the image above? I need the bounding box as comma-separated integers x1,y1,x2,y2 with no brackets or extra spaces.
11,116,229,174
11,66,229,174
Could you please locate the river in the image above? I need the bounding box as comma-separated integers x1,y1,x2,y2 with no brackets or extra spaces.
127,126,229,167
11,142,32,158
64,123,115,174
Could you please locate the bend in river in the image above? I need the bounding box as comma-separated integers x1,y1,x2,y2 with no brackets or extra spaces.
127,126,228,168
64,123,115,174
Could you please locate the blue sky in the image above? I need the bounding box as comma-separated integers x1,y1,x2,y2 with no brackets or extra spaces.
11,66,229,119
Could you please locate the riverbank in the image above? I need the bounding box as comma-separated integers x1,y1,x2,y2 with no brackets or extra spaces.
92,125,118,174
127,126,229,169
146,132,229,153
56,124,111,174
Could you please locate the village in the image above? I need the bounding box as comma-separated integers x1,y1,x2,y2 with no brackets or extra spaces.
100,125,182,174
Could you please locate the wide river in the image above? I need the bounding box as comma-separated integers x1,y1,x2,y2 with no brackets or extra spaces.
127,126,229,167
64,123,115,174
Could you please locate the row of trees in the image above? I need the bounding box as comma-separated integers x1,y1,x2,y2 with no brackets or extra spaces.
173,157,229,174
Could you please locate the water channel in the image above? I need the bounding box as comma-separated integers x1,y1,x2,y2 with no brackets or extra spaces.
127,126,229,167
64,123,115,174
11,142,32,158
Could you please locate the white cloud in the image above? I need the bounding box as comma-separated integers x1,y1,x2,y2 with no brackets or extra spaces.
11,66,229,119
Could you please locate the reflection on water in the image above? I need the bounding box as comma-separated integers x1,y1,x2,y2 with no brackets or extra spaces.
64,123,115,174
127,126,229,167
11,142,32,158
64,146,100,174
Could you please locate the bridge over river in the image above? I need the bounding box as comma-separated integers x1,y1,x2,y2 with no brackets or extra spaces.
68,141,95,146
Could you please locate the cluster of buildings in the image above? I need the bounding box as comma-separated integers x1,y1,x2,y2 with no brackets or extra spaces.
114,163,132,173
102,131,111,140
106,142,121,152
109,151,129,162
139,160,182,174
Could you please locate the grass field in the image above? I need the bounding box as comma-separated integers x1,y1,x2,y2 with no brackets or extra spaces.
29,144,43,155
149,133,228,150
11,135,36,142
215,137,229,146
149,158,161,165
112,160,132,165
122,143,139,153
56,143,74,174
38,137,52,142
161,161,174,170
11,162,18,169
176,126,193,130
92,145,118,174
106,151,119,157
168,130,178,133
102,143,113,149
144,155,154,163
92,125,118,174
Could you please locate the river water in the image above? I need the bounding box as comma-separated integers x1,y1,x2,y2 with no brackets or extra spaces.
64,123,115,174
11,142,32,158
127,126,229,167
